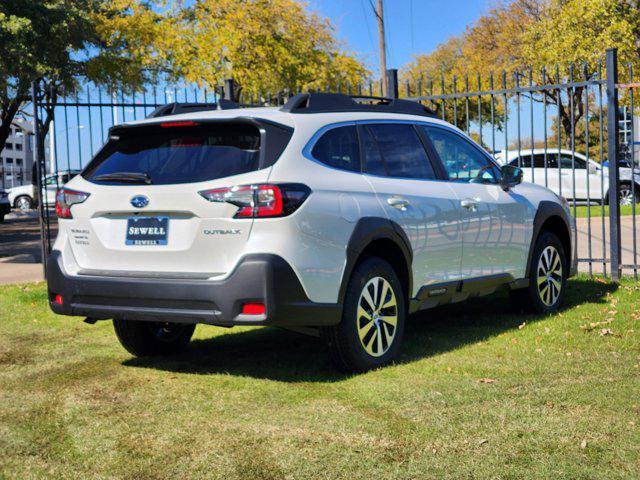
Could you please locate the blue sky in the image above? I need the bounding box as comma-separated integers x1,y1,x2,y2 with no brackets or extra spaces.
49,0,545,173
306,0,492,70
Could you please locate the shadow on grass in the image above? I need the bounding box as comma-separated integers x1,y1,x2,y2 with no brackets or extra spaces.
122,278,617,382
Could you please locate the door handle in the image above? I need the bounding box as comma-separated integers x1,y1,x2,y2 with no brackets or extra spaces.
387,196,410,210
460,198,479,211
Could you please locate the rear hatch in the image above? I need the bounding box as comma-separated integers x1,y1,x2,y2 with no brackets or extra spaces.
65,118,292,277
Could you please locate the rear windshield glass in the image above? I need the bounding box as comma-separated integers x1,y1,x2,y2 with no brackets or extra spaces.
83,124,261,185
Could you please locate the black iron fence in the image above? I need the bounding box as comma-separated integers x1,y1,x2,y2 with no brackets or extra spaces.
31,48,639,280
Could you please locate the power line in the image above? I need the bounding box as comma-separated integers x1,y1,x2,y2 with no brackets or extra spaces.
368,0,383,22
360,0,375,55
410,0,414,50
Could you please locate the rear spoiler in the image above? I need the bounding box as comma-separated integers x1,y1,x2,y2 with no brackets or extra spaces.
146,100,239,118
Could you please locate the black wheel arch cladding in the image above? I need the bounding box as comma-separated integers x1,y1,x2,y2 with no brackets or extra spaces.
339,217,413,304
526,201,572,278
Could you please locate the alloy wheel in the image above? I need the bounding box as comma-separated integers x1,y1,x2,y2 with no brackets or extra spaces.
537,246,563,307
357,276,398,357
16,197,31,211
619,185,637,206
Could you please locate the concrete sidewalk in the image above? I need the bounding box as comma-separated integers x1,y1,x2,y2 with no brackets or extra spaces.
0,211,53,285
0,259,43,285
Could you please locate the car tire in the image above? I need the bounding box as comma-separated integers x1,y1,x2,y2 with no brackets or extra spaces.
619,183,640,206
113,319,195,356
0,215,4,223
14,195,33,212
510,231,567,314
322,257,406,373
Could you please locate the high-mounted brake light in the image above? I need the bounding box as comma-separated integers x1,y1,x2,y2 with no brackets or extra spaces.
55,188,90,219
199,183,310,218
159,120,200,128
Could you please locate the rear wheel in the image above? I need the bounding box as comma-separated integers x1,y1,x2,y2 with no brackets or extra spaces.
113,319,195,356
323,257,405,372
510,231,567,314
14,195,33,212
619,183,640,206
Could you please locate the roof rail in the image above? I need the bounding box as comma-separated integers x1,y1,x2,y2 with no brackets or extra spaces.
280,93,436,117
146,100,239,118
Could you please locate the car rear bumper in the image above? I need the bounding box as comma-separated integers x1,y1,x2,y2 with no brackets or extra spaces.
46,251,341,327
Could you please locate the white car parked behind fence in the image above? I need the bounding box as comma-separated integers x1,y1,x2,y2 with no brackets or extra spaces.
495,149,640,205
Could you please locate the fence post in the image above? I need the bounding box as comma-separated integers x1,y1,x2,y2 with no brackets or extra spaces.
224,78,235,102
606,48,622,281
31,81,48,279
386,69,399,99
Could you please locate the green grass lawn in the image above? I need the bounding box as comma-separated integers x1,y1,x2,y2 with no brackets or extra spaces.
1,278,639,479
572,204,637,218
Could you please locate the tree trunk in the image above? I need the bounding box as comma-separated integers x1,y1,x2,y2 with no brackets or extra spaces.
544,87,585,148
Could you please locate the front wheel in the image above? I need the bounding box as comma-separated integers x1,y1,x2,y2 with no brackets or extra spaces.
510,231,567,314
322,257,406,372
113,319,195,357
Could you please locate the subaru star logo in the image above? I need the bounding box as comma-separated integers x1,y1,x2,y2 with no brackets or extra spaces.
130,195,149,208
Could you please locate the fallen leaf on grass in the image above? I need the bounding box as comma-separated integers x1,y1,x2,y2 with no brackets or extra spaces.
477,378,496,384
581,319,613,332
595,278,608,284
478,439,488,446
580,439,588,449
518,322,526,329
600,328,614,336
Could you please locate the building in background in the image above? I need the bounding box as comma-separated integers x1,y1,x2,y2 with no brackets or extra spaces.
0,119,35,189
619,106,640,168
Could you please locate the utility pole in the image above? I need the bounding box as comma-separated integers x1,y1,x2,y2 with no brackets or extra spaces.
375,0,388,96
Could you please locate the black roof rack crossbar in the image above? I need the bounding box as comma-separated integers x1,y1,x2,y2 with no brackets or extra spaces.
146,100,239,118
280,93,436,117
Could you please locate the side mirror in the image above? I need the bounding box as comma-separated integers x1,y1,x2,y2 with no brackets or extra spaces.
500,165,523,191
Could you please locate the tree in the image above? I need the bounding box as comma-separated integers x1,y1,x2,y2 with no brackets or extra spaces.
0,0,164,160
401,0,640,142
159,0,368,101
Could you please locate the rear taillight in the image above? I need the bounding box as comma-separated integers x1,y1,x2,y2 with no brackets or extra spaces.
199,183,310,218
55,188,90,219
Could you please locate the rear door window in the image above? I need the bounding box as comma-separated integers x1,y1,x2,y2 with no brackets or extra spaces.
510,155,532,168
84,123,263,185
360,126,387,176
365,124,436,179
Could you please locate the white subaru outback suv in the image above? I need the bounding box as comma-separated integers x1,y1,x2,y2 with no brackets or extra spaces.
47,93,577,372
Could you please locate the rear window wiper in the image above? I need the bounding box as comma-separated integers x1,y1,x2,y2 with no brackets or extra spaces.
92,172,152,184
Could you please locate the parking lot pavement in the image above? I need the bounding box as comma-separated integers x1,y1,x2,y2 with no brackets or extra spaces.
1,210,639,284
575,215,640,275
0,211,57,285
